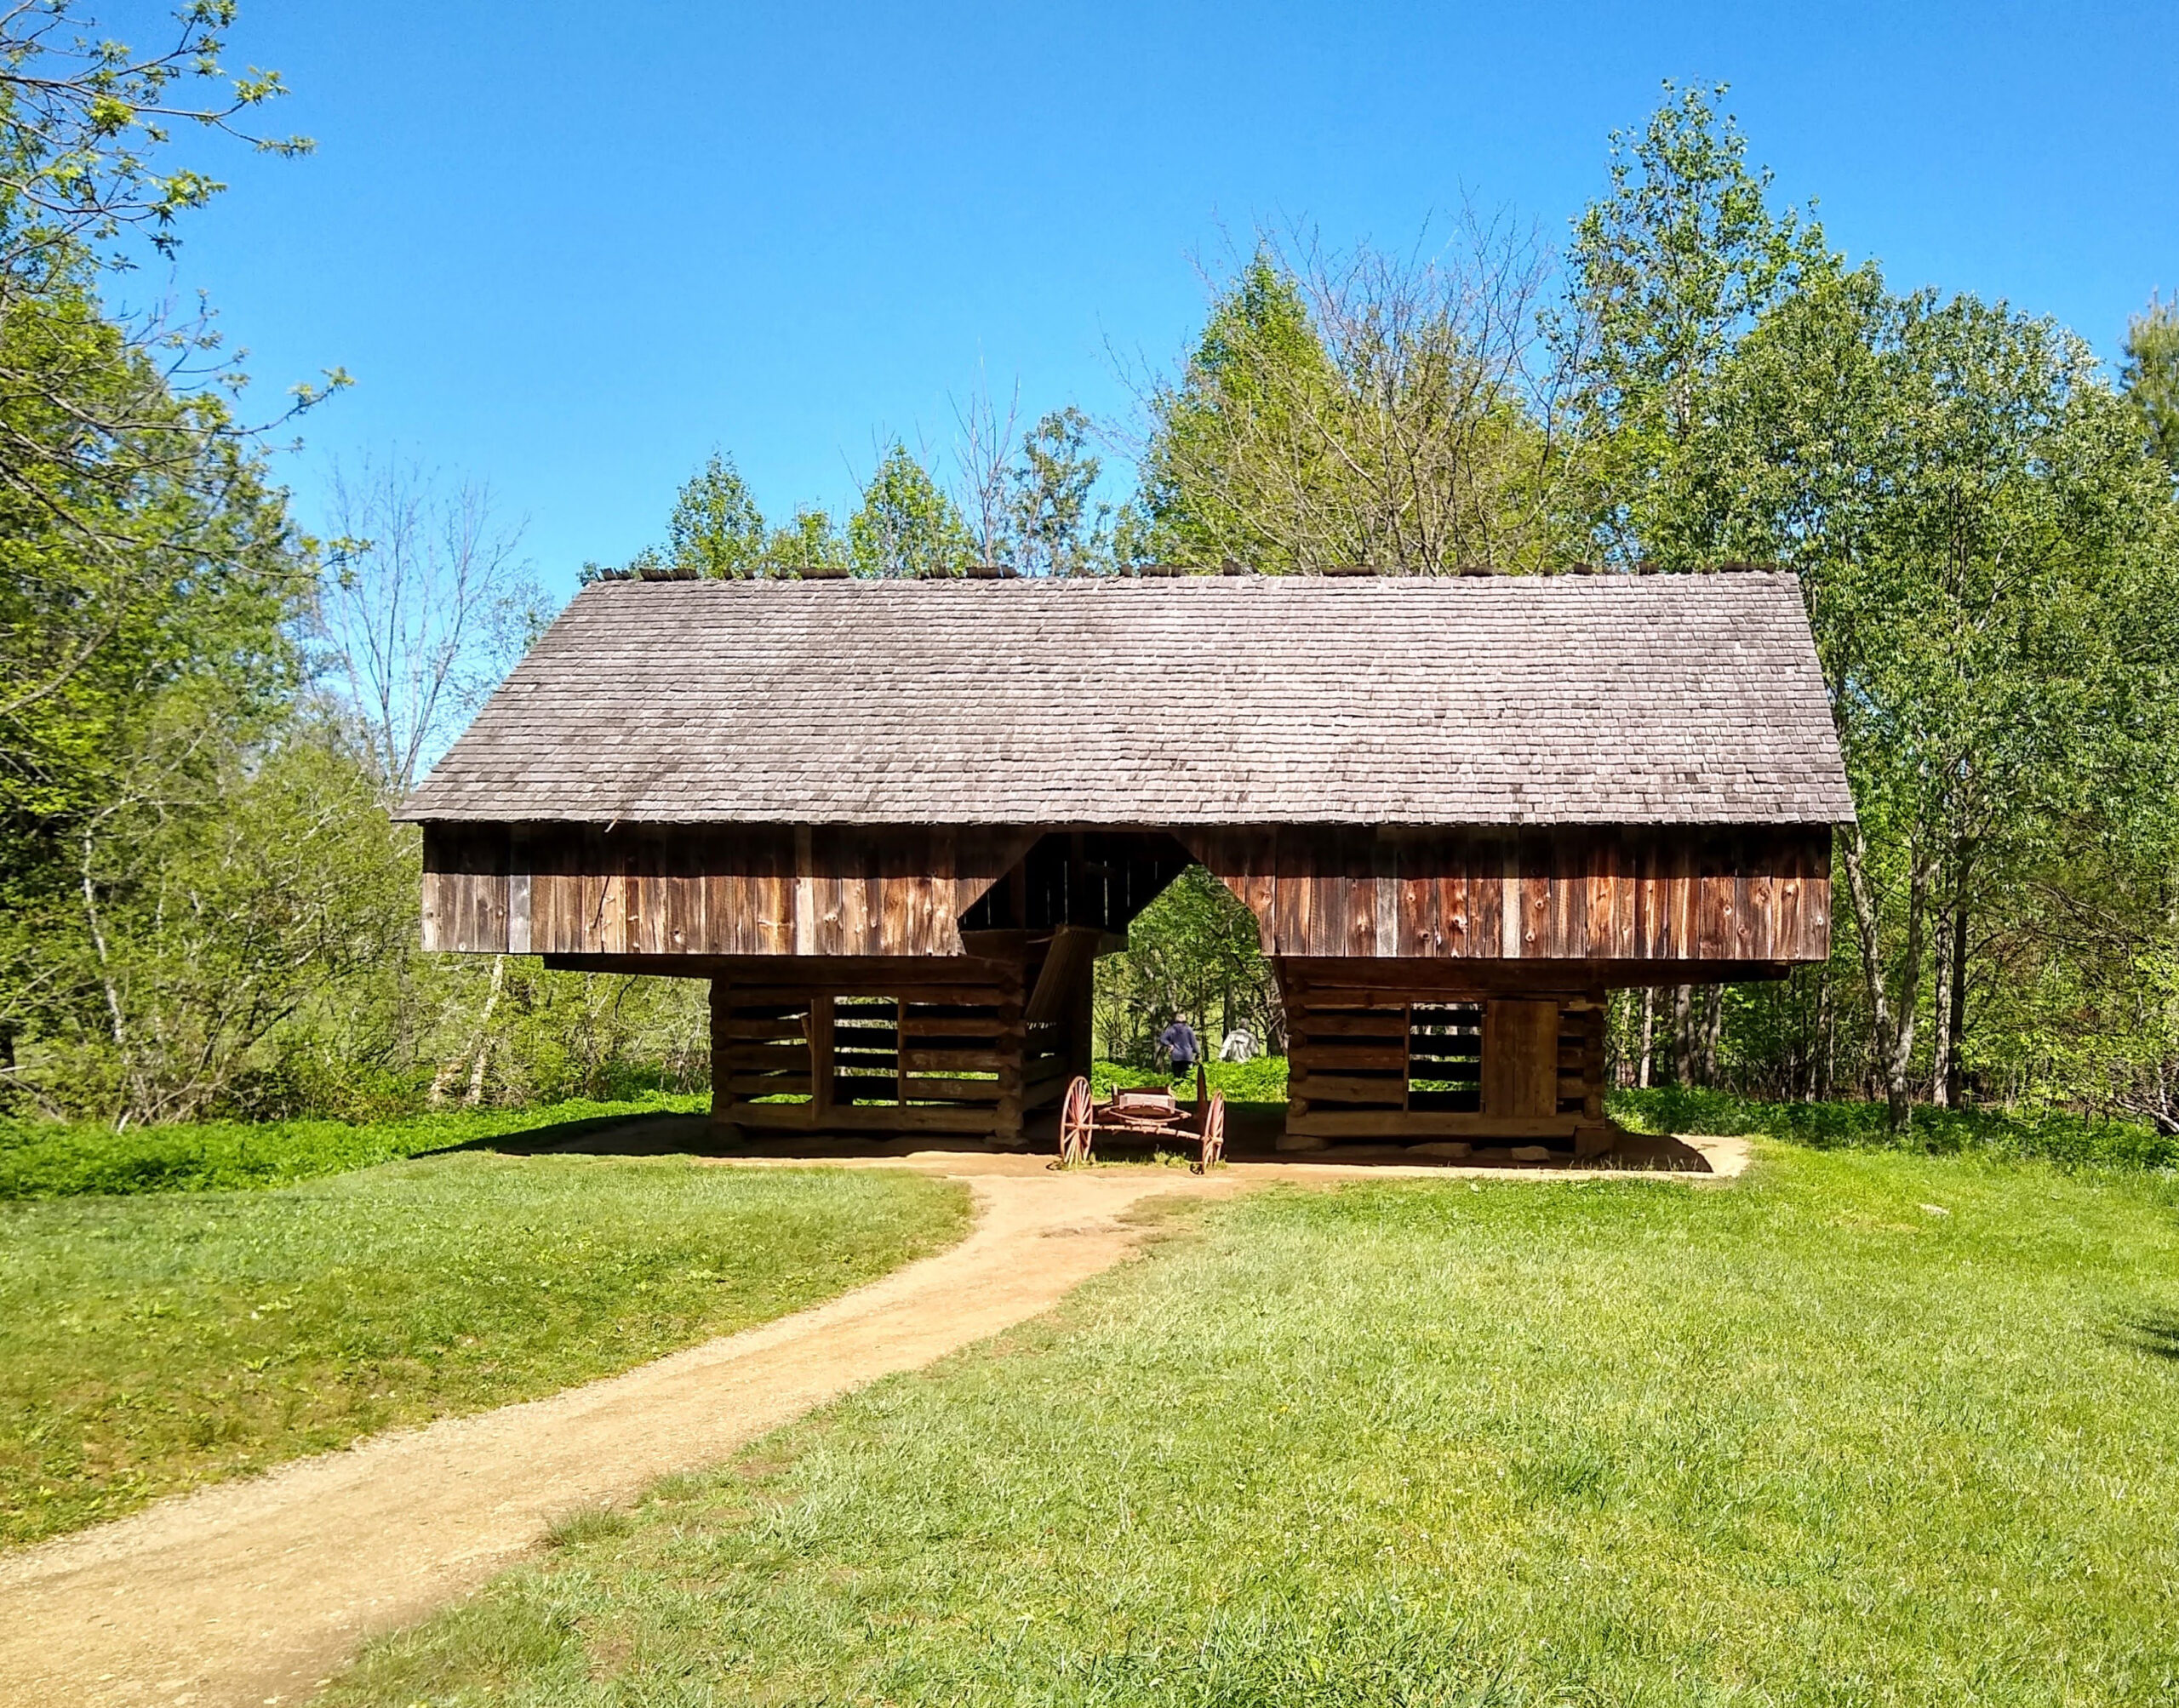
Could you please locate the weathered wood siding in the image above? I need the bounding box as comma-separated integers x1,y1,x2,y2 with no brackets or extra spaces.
1186,825,1831,964
421,825,1037,957
705,945,1086,1145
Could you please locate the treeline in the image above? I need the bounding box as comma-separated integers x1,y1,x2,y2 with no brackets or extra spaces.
2,11,2174,1139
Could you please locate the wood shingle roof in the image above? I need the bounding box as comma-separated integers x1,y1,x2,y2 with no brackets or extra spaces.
398,572,1855,827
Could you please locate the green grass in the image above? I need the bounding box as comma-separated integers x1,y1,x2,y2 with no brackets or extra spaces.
325,1146,2179,1707
1613,1084,2178,1172
0,1155,969,1547
0,1092,711,1199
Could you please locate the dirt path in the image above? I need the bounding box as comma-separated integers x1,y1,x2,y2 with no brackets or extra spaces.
0,1168,1226,1708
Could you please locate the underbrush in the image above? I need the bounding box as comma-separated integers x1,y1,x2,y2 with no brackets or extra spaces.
1090,1056,1289,1102
1612,1083,2176,1171
0,1093,707,1200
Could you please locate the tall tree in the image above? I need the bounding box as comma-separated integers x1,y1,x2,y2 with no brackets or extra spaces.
1555,81,1834,565
1141,222,1562,573
1684,269,2177,1126
2122,294,2179,471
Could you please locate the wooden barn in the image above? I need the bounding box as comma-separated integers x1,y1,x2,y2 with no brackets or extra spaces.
399,569,1853,1158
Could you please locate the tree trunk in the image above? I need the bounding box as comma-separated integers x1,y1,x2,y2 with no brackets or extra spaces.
1929,900,1953,1107
1637,986,1656,1088
1841,823,1936,1134
1672,985,1695,1085
1699,985,1724,1084
1943,862,1971,1108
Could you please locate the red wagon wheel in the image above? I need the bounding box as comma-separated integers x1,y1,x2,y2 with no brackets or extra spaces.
1058,1076,1095,1167
1195,1091,1227,1173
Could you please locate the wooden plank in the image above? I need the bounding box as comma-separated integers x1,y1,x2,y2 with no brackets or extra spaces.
724,1043,814,1071
899,1047,1007,1073
1482,999,1560,1118
1285,1071,1408,1104
1290,1043,1408,1071
898,1076,1004,1103
1287,1110,1581,1140
1289,1012,1410,1039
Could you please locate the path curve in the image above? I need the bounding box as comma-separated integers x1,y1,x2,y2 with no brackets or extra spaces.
0,1168,1218,1708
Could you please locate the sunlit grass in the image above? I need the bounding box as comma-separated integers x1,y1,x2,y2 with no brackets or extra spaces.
0,1156,969,1546
327,1145,2179,1706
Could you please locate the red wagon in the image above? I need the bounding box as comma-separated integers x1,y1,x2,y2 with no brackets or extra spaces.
1055,1064,1226,1173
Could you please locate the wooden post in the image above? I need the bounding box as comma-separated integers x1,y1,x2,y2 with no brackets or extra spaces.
807,993,835,1124
708,976,742,1142
993,961,1027,1147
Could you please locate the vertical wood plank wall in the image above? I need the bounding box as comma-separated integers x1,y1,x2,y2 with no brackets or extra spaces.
1187,825,1832,964
421,824,1038,958
424,822,1834,971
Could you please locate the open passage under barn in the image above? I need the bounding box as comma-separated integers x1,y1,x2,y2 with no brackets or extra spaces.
400,569,1853,1160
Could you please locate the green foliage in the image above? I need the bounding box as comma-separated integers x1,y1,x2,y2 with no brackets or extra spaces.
764,505,850,575
1141,236,1563,574
1557,81,1834,562
666,450,767,577
323,1151,2179,1705
0,1091,707,1200
1611,1085,2177,1172
0,1154,970,1544
2123,293,2179,471
1009,406,1110,574
849,440,974,577
1094,866,1278,1065
1565,84,2179,1130
1089,1055,1288,1104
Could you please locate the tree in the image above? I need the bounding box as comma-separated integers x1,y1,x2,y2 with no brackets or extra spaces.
1554,81,1834,565
764,506,850,575
0,4,339,731
849,440,972,578
1139,216,1564,574
317,457,545,791
666,451,767,577
1009,406,1110,575
1094,867,1278,1065
2122,294,2179,471
1684,269,2178,1128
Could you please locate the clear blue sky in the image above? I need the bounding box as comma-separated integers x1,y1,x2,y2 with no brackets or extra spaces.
118,0,2178,601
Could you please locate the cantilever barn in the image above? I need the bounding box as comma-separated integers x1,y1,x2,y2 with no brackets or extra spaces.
400,570,1853,1157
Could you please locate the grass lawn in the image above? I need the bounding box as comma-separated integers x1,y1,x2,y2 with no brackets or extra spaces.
0,1154,970,1548
0,1092,712,1199
326,1145,2179,1707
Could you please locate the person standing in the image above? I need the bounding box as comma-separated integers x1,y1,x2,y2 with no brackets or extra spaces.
1157,1017,1201,1075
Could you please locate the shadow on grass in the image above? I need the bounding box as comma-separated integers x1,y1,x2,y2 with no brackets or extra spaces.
422,1111,724,1162
2114,1314,2179,1362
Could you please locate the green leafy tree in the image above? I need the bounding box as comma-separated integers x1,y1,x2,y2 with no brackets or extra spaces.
764,506,850,575
1094,867,1278,1065
849,441,972,578
1141,226,1564,574
1009,406,1110,575
1555,80,1835,565
666,451,767,577
1686,270,2179,1127
2122,294,2179,471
